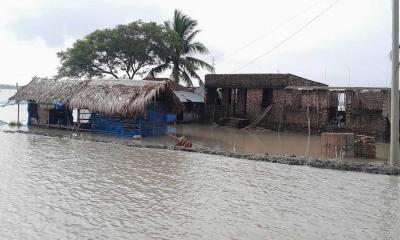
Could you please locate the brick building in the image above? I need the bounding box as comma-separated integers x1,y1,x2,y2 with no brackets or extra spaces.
204,74,394,140
204,74,327,128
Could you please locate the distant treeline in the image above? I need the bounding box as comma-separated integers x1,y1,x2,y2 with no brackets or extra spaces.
0,84,17,89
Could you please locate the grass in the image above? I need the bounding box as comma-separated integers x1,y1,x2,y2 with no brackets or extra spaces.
8,121,23,127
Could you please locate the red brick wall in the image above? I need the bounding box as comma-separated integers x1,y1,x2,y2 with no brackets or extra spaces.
346,90,389,138
205,86,390,139
246,89,263,120
279,90,330,132
245,89,331,132
350,91,388,110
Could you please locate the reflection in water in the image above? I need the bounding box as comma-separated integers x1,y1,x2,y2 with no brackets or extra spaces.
0,132,399,239
165,124,390,161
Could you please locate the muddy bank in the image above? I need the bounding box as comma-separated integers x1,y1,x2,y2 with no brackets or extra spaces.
2,129,400,176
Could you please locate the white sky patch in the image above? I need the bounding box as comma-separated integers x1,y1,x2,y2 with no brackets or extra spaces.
0,32,61,84
0,0,395,87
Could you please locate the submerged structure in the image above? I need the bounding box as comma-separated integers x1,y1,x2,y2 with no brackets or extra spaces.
204,74,326,128
172,87,204,122
144,77,204,123
204,74,395,140
9,78,182,137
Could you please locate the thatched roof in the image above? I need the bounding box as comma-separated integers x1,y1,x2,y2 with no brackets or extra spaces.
144,77,189,91
10,77,88,104
9,78,182,117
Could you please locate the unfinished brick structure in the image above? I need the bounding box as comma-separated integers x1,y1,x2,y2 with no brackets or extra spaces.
345,88,391,139
204,74,327,129
275,86,339,132
204,74,394,141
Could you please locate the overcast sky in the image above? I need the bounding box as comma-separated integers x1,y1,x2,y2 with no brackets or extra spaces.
0,0,393,87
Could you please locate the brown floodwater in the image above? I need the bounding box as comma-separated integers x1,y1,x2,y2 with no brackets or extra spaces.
0,131,399,239
1,123,390,164
142,124,389,163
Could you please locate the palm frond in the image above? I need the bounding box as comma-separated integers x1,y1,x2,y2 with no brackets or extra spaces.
181,59,205,86
173,9,198,39
170,64,180,82
160,10,214,86
188,42,209,54
182,60,200,78
186,56,215,73
180,68,194,87
149,63,170,77
186,30,201,43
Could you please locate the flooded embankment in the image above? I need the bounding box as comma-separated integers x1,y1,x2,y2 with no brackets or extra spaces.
0,88,396,175
2,127,399,175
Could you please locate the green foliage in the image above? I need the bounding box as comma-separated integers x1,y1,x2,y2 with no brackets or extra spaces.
57,11,214,85
150,10,215,86
57,21,165,79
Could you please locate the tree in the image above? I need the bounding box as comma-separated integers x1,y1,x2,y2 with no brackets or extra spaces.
149,10,214,86
57,21,165,79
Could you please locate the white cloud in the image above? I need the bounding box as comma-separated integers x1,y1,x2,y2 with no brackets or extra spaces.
0,0,395,87
0,31,61,84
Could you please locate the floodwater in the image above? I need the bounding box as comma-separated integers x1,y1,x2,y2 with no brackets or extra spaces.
1,88,400,239
168,124,390,161
0,131,399,239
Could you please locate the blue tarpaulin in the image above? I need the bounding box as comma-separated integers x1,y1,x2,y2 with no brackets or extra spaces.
166,114,177,123
54,102,65,110
90,102,168,137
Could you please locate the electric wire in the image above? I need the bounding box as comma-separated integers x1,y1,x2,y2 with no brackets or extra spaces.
225,0,327,61
232,0,341,73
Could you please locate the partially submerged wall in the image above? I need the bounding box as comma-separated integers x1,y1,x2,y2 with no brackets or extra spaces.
246,89,334,132
204,73,327,124
204,74,393,139
345,90,390,139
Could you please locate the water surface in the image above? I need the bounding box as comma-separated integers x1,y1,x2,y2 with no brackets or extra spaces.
0,132,399,239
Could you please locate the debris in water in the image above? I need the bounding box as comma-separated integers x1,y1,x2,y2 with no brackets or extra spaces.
176,136,192,148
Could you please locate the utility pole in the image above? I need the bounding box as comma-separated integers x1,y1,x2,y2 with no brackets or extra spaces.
211,56,216,72
16,82,20,127
390,0,399,166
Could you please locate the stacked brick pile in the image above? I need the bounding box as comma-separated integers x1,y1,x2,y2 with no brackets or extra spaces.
354,135,376,159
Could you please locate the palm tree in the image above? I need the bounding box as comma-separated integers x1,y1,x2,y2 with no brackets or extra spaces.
149,10,214,86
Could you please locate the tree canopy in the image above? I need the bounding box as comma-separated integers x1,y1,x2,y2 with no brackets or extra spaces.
57,10,214,85
57,21,165,79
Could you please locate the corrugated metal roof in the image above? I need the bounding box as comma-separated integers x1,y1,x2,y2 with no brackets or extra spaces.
173,91,204,103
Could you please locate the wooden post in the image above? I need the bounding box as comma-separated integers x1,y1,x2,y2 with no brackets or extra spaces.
77,109,81,123
16,83,20,126
48,104,50,128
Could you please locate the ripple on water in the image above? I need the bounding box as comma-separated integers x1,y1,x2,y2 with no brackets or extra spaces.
0,132,399,240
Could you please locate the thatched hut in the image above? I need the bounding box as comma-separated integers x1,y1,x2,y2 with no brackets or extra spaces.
9,77,182,137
